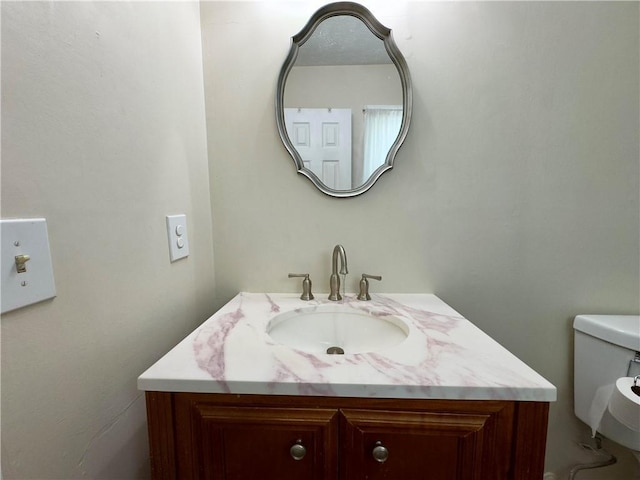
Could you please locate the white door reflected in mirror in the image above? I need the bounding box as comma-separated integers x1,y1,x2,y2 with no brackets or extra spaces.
285,108,352,190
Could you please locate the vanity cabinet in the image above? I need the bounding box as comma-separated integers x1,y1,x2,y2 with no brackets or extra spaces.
145,392,549,480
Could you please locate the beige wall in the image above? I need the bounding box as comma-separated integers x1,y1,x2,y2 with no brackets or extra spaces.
1,2,215,478
202,1,639,478
1,1,636,478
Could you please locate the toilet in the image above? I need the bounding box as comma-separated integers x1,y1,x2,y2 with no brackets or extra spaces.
573,314,640,469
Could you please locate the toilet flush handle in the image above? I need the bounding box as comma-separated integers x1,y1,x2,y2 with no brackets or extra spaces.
627,352,640,377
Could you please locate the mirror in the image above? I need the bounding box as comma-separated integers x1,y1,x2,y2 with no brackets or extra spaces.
276,2,412,198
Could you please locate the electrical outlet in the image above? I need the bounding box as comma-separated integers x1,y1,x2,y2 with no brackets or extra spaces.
166,214,189,262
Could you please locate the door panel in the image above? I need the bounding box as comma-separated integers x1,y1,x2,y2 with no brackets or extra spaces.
285,108,352,190
340,409,490,480
191,405,338,480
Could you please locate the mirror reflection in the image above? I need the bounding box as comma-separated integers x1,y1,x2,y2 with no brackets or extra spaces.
284,16,402,191
276,3,412,197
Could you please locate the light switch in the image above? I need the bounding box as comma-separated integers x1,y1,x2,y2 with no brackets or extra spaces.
166,214,189,262
1,218,56,314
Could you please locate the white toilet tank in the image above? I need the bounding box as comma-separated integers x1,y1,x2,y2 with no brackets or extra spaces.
573,314,640,450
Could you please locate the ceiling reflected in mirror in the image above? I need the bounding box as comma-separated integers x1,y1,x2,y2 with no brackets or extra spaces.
295,15,391,66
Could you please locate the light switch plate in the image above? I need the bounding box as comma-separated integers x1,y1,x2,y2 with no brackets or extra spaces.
166,214,189,262
1,218,56,314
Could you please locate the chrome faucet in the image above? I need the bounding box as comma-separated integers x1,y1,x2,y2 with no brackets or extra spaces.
329,244,348,301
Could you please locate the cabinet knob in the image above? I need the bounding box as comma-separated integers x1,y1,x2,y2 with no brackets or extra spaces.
372,441,389,463
290,440,306,461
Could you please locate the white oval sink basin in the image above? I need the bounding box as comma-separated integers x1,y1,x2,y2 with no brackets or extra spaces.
266,305,409,355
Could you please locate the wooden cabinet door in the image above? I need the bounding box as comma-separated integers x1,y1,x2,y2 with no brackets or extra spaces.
185,404,338,480
150,393,542,480
340,407,512,480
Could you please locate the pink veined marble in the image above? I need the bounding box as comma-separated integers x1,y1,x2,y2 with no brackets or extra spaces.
138,292,556,402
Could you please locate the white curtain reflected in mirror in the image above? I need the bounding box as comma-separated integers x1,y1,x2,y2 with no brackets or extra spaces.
362,105,402,184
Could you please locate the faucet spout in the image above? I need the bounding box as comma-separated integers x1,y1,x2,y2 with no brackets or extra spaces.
329,244,348,301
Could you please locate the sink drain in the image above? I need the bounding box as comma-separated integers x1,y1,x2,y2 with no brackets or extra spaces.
326,346,345,355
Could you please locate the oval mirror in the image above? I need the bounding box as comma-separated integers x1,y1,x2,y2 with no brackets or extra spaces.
276,2,412,198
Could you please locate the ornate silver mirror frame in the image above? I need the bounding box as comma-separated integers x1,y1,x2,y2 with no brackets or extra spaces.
276,2,413,198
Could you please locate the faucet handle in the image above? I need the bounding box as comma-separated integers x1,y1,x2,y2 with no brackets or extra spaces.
357,274,382,301
288,273,314,301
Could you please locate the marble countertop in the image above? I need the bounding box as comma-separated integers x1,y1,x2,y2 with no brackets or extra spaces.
138,293,556,401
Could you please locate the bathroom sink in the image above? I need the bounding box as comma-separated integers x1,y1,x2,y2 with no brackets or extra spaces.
266,305,409,355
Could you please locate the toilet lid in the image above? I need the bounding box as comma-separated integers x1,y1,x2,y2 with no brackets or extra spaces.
574,315,640,351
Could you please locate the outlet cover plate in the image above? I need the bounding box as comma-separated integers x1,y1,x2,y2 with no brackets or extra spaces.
166,214,189,262
1,218,56,314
